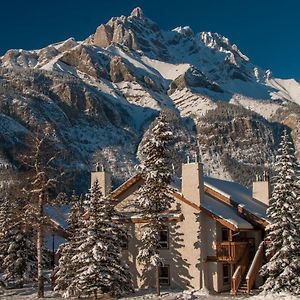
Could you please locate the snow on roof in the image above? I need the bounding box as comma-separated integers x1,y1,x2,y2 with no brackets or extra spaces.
45,205,70,229
202,194,253,230
204,176,268,221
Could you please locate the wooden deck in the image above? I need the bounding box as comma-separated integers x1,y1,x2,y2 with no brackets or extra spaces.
216,241,249,262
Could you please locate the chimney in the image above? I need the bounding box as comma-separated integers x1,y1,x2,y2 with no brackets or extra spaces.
181,157,204,206
252,171,270,205
90,163,112,197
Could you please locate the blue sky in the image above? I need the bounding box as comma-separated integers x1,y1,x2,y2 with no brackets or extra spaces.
1,0,299,80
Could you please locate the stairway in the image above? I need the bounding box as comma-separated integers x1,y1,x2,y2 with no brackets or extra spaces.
237,277,248,294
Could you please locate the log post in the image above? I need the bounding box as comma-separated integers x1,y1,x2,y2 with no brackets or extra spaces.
156,266,160,296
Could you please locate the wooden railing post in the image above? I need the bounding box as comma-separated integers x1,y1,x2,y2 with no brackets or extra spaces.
231,245,250,294
246,241,265,294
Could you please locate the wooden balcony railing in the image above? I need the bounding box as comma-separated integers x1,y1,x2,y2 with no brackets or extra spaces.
231,247,250,295
245,241,264,294
216,241,249,262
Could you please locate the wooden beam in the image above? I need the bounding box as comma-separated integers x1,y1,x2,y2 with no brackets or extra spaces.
169,191,201,212
118,215,183,224
204,185,268,229
111,174,142,199
237,205,268,229
204,185,233,207
170,191,238,231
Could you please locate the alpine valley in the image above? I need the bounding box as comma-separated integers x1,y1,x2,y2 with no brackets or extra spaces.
1,7,299,190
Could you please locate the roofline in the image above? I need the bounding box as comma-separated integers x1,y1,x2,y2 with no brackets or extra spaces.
24,204,69,239
109,173,269,229
170,191,239,232
111,173,142,199
204,183,269,229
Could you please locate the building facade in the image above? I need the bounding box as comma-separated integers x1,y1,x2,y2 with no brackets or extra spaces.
91,160,270,294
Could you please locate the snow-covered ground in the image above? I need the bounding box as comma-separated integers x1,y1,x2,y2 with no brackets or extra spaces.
1,287,299,300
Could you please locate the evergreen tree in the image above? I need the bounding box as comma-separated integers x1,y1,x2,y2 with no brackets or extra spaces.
54,193,84,297
136,111,174,295
66,181,132,299
260,129,300,295
0,196,37,287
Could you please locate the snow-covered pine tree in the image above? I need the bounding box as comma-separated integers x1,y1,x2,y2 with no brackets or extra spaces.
54,192,84,297
260,129,300,295
0,196,37,287
136,111,174,295
70,180,132,299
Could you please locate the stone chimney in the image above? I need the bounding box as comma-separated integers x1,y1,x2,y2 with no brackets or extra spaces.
90,163,112,197
252,171,270,205
181,155,204,205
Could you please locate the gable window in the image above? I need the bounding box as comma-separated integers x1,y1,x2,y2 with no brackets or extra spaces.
158,228,169,249
159,265,170,285
222,228,229,241
223,264,230,284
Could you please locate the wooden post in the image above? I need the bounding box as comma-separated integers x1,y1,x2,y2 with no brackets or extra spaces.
156,266,160,296
37,193,44,298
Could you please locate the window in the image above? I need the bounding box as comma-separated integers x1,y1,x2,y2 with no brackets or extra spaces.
222,228,229,241
223,264,230,284
159,265,170,285
158,229,169,249
121,234,128,250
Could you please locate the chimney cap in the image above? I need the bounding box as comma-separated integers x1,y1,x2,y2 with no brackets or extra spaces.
95,162,104,172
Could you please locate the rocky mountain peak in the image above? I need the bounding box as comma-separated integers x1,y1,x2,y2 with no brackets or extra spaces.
92,7,168,59
200,31,249,62
172,26,194,37
130,7,145,19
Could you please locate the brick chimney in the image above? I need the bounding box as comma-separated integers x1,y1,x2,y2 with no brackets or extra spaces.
90,163,112,197
181,155,204,205
252,171,270,205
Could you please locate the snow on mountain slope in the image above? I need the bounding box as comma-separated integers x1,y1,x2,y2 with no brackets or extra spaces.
230,95,283,120
141,56,191,81
0,7,299,189
268,78,300,105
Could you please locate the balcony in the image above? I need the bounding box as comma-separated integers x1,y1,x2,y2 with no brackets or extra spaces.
216,241,249,262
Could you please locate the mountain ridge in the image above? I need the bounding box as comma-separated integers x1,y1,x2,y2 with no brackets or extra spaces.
0,7,299,190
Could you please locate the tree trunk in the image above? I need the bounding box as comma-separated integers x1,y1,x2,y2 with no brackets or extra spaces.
156,266,160,296
37,193,44,298
93,290,97,300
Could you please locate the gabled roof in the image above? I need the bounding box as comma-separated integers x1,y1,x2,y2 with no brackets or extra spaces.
110,173,269,231
204,177,269,229
202,194,253,230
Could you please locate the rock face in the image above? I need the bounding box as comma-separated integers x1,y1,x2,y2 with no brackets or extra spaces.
0,7,299,190
109,56,136,82
168,67,222,95
94,11,140,50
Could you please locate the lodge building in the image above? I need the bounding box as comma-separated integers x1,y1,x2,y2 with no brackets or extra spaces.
90,160,270,294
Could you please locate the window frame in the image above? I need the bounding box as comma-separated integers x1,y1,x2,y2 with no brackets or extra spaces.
159,265,170,286
158,227,169,249
222,264,230,285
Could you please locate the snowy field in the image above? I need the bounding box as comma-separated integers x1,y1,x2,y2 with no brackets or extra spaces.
1,286,299,300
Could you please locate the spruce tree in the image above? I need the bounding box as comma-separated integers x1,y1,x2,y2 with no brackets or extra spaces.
136,111,174,295
260,129,300,295
70,181,132,299
0,196,37,287
54,193,84,297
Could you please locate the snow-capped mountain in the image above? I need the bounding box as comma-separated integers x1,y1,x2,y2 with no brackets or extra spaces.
0,7,299,189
